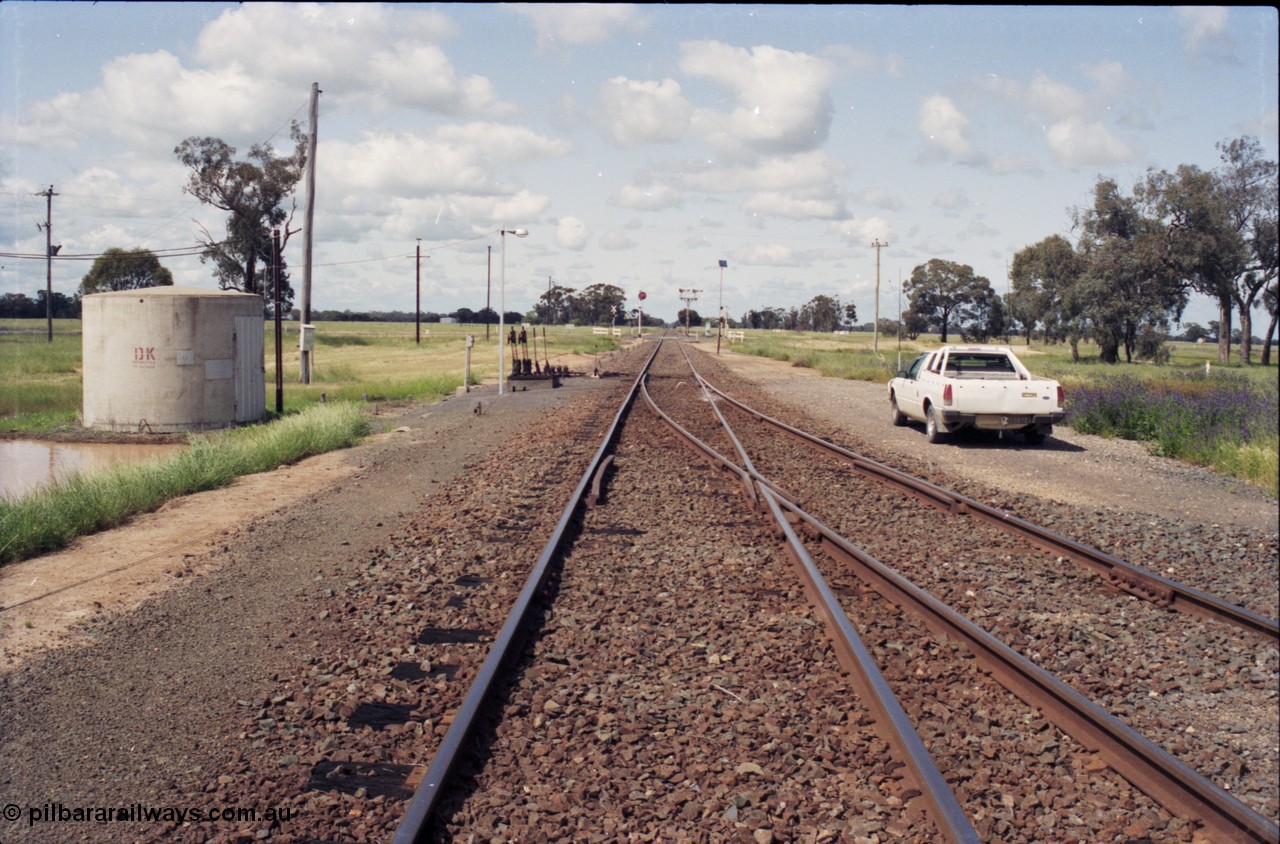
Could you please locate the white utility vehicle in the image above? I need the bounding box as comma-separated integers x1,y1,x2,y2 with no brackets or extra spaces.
888,345,1065,444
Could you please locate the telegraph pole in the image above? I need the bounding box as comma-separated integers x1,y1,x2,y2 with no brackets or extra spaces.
870,239,889,354
300,83,320,383
36,186,58,342
272,229,284,414
485,246,492,342
415,239,423,345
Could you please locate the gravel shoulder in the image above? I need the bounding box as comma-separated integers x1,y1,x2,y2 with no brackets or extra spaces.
713,349,1278,534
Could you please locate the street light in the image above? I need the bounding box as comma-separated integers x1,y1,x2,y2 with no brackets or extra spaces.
498,228,528,396
715,259,727,355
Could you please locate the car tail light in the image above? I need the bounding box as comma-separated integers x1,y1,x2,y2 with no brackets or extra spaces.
943,384,953,406
1057,385,1065,407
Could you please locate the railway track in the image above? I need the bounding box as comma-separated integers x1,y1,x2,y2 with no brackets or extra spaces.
381,339,1278,843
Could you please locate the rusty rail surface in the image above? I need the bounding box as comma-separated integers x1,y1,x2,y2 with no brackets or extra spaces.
646,349,981,843
657,346,1279,844
698,376,1279,643
392,342,662,844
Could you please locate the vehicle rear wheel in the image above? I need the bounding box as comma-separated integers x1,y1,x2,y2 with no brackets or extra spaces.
890,396,907,427
925,406,947,444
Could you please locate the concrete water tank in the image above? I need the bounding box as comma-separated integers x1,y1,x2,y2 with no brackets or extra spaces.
82,287,266,433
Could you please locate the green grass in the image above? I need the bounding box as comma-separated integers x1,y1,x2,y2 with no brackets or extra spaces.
0,402,370,565
0,332,83,417
0,319,622,560
737,332,906,381
0,318,622,427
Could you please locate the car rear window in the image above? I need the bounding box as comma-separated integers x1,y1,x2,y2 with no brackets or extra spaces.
945,353,1016,374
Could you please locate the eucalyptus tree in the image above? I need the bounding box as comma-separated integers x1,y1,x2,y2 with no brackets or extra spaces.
174,122,307,311
1073,178,1185,363
1009,235,1082,345
798,294,844,332
1141,136,1277,364
1214,137,1277,364
1261,280,1278,366
535,284,575,324
79,248,174,295
904,259,995,343
568,283,626,325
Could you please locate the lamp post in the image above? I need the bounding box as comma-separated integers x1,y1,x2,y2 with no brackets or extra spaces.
715,259,727,355
498,228,528,396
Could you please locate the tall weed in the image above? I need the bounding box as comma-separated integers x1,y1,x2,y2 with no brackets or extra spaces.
0,403,370,565
1066,373,1278,495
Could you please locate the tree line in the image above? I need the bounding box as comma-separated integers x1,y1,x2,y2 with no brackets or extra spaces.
15,128,1273,367
999,137,1273,365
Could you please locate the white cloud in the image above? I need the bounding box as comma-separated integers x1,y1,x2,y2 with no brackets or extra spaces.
827,217,894,244
600,231,636,251
555,216,590,251
195,4,510,118
680,150,846,198
1174,7,1237,60
510,4,647,48
597,77,692,146
324,125,570,196
933,190,972,216
854,188,903,212
365,44,511,117
680,40,837,155
614,182,682,211
967,64,1147,173
2,4,514,155
742,192,845,221
1044,119,1133,170
734,242,799,266
917,94,978,163
3,51,292,150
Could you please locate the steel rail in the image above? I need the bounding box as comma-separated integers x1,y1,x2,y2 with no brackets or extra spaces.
698,376,1279,643
650,344,980,843
392,341,663,844
791,504,1280,844
654,348,1278,843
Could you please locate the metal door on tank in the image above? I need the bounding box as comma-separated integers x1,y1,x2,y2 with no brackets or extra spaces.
234,315,266,423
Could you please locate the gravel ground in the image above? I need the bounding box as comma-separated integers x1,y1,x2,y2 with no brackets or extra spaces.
709,349,1277,534
0,341,1274,844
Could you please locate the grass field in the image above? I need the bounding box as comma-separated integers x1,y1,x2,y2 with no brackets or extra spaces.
2,320,1275,495
0,318,621,564
0,319,621,431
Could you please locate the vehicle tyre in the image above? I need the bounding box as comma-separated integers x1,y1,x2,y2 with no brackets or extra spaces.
890,396,907,427
925,405,947,444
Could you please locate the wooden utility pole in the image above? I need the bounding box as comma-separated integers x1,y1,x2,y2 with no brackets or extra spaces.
272,229,284,414
871,239,889,354
36,185,58,342
485,246,492,342
415,239,422,345
300,82,320,383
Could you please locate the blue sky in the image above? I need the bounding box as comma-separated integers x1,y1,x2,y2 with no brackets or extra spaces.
2,3,1276,328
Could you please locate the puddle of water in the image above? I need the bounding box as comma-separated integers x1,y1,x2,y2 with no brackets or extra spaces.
0,440,186,500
